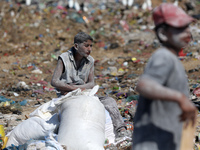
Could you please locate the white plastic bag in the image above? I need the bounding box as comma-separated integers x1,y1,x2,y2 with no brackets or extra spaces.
29,85,100,120
57,92,105,149
6,114,59,147
29,88,83,120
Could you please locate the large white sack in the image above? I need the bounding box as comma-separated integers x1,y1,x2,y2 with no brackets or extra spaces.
29,88,82,121
6,114,59,147
29,85,99,120
57,95,105,150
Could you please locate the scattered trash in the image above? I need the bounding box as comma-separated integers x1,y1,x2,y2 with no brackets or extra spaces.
0,0,199,149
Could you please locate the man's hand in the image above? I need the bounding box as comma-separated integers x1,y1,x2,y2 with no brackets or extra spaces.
61,91,68,95
81,88,86,91
178,94,197,128
61,88,86,95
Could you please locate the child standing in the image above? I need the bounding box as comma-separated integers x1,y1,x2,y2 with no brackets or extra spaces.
132,3,197,150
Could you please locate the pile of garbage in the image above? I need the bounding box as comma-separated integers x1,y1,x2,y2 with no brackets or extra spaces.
0,0,200,149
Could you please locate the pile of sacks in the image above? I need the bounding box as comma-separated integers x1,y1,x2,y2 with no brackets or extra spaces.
4,85,131,150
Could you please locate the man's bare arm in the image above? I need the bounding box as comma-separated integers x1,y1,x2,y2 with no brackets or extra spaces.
136,77,197,126
51,59,95,93
51,59,78,92
136,77,183,102
73,65,95,89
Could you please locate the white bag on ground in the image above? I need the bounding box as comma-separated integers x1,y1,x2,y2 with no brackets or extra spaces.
29,85,99,120
57,94,105,150
105,110,115,144
6,114,59,147
29,88,83,121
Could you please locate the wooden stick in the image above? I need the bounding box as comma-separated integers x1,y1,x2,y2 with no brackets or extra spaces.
180,121,196,150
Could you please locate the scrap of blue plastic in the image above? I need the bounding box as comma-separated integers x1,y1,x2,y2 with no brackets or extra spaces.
0,96,11,102
19,100,27,106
